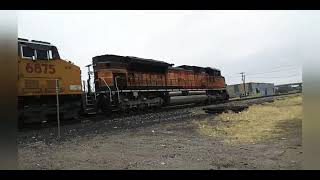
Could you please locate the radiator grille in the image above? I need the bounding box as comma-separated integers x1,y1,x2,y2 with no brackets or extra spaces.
25,80,39,88
47,80,57,88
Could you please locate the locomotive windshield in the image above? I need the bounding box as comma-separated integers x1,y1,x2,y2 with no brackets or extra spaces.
18,38,60,60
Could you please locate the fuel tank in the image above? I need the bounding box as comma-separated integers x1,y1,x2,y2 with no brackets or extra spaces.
169,95,208,105
168,91,206,97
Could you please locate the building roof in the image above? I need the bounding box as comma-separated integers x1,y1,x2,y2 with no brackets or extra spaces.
227,82,274,87
275,82,302,87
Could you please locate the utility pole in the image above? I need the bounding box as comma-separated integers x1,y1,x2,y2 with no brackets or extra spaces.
240,72,246,97
85,64,92,94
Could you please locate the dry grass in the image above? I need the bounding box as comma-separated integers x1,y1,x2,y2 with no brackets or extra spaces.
194,95,302,144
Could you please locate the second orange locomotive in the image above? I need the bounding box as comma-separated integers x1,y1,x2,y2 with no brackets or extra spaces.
92,54,229,113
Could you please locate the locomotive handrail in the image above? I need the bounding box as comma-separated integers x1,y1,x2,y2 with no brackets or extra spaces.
119,76,221,90
99,77,112,102
114,76,121,103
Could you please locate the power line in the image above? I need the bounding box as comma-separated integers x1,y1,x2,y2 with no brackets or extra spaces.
224,64,301,77
246,67,301,76
256,64,301,71
227,74,301,84
225,65,301,86
247,74,301,79
248,64,301,72
225,71,301,79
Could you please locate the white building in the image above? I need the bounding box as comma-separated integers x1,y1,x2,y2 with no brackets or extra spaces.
227,82,275,98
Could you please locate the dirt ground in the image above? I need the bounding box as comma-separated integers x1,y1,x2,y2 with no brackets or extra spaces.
18,94,302,170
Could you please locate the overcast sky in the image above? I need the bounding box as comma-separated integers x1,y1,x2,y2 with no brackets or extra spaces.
18,10,314,85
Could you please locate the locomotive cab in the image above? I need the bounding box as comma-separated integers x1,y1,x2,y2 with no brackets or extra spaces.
17,38,83,126
18,38,60,61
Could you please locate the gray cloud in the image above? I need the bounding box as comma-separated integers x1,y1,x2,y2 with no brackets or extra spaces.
18,10,316,85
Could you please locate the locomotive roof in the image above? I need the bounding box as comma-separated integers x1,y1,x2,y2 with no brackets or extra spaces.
92,54,173,67
18,38,54,48
177,65,221,72
18,38,60,59
168,67,193,72
92,54,222,74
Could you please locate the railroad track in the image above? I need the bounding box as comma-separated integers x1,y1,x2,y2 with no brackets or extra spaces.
228,92,301,103
204,92,301,114
19,92,301,131
20,102,204,130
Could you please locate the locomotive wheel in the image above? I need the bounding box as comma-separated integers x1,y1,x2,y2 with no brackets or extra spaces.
96,94,112,115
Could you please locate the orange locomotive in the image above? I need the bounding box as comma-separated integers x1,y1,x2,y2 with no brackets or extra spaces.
92,55,229,113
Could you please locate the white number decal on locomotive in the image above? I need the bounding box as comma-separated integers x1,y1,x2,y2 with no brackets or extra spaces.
26,63,56,74
69,85,81,91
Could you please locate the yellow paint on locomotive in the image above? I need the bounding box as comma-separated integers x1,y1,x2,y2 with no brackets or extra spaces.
17,57,82,96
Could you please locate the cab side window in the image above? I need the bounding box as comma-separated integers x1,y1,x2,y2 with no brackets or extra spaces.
21,46,34,59
20,43,53,60
36,49,49,60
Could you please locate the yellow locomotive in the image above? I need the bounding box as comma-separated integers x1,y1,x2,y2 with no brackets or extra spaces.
17,38,83,126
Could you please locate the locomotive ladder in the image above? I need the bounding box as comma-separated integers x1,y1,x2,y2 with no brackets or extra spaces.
82,80,97,115
84,93,97,115
99,77,112,102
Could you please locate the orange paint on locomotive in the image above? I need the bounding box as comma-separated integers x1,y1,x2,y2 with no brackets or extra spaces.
93,55,226,91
